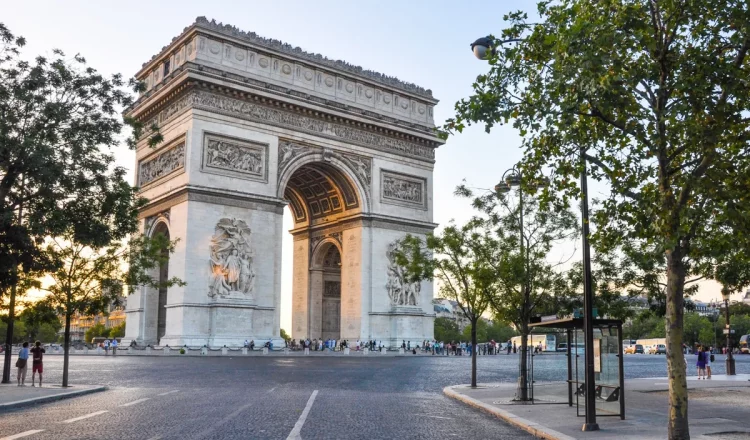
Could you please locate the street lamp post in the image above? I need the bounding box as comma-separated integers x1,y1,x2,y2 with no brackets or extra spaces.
495,164,529,401
472,37,598,431
722,289,736,375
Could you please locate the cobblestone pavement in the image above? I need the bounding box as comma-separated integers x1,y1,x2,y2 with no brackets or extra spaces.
0,353,748,440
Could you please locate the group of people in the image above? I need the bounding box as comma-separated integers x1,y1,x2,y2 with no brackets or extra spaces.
15,341,45,387
288,339,379,351
695,345,715,379
97,338,118,355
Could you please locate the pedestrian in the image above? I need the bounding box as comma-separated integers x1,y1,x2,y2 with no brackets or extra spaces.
696,346,706,379
30,341,45,387
104,339,110,355
513,342,517,354
707,346,714,379
507,340,512,355
111,338,118,356
16,341,29,386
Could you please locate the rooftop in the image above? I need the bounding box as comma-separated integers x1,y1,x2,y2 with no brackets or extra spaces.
142,17,434,99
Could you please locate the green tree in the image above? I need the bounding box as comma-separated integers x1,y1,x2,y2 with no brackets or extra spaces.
462,319,489,342
84,323,107,344
44,233,181,386
17,299,61,342
395,220,492,388
457,184,578,400
108,323,125,339
0,23,160,383
280,328,291,341
486,320,519,342
443,3,750,436
434,317,462,342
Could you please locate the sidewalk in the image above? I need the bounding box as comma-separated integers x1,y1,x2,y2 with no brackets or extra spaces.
0,383,106,412
445,375,750,440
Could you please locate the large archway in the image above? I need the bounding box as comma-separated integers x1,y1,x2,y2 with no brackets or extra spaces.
281,156,364,341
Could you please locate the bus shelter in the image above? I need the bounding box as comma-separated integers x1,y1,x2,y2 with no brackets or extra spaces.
529,317,625,420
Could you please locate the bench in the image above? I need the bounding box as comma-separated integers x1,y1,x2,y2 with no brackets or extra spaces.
568,380,620,402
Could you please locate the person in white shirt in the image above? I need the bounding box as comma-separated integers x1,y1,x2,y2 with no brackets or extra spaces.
111,339,118,356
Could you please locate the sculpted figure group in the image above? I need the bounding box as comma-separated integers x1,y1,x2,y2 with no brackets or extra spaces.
209,218,256,298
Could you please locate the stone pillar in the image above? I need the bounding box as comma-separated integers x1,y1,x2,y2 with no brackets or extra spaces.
308,269,324,339
292,237,310,339
341,227,369,341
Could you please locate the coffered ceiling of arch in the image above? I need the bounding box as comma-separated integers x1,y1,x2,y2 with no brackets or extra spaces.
283,163,359,223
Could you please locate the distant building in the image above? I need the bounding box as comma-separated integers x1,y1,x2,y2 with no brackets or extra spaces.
432,298,470,331
59,297,126,342
743,289,750,305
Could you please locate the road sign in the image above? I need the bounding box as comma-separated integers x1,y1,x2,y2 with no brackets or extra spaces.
723,329,736,334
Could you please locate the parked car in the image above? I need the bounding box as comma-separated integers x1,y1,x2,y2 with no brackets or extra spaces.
625,344,644,354
557,343,567,352
648,344,666,355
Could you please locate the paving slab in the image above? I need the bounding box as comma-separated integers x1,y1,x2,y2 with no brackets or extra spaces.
0,383,106,412
446,376,750,440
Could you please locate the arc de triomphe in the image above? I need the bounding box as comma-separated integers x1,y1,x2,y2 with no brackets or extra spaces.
124,18,442,347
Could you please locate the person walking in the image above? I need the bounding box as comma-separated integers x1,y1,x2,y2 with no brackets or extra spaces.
111,338,118,356
16,341,29,386
30,341,45,387
104,339,110,355
507,340,512,355
706,346,713,379
696,346,707,379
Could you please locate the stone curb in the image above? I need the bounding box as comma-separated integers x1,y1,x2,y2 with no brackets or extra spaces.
0,386,107,412
443,385,577,440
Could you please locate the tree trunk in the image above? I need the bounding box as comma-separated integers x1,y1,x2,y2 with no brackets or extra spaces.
665,249,689,440
471,317,478,387
519,327,529,401
62,311,72,388
1,283,17,384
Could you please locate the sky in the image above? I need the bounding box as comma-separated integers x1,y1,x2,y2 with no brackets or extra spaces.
2,0,737,331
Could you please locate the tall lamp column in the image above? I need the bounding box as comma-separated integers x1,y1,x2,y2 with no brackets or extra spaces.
722,289,736,375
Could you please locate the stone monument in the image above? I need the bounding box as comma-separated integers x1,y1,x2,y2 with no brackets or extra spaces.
124,17,442,347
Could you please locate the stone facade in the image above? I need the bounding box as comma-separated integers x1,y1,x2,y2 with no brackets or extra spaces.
124,18,441,347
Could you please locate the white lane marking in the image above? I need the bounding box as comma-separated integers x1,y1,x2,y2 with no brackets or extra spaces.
120,398,150,407
0,430,45,440
147,437,162,440
156,390,179,396
286,390,319,440
61,410,108,423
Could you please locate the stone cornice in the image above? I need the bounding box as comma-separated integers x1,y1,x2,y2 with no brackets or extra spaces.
138,17,435,100
289,212,438,238
131,78,440,162
129,63,440,139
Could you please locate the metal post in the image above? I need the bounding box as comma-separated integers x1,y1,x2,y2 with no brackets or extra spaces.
567,328,573,407
617,324,625,420
725,298,736,375
518,169,528,401
579,146,599,431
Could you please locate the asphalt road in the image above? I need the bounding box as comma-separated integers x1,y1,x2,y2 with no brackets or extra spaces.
1,352,748,440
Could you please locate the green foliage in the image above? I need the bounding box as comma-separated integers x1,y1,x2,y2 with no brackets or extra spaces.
109,322,125,339
443,3,750,436
434,317,462,342
0,23,159,296
16,300,61,342
84,323,108,344
280,328,291,341
455,184,579,334
623,310,665,340
0,317,26,343
461,319,518,342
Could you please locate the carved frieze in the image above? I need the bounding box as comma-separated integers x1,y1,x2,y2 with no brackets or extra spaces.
202,133,268,182
380,170,427,210
138,141,186,187
386,241,420,307
186,90,434,161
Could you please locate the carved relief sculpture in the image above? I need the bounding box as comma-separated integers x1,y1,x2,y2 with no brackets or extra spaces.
208,218,255,298
139,142,185,186
203,134,267,181
381,171,426,209
385,241,420,307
